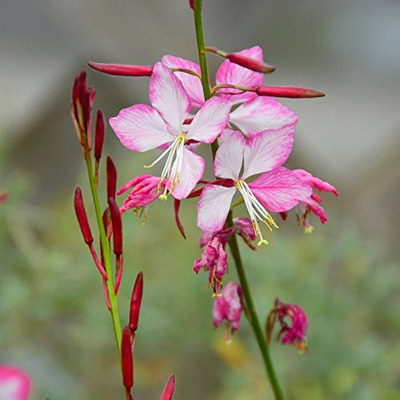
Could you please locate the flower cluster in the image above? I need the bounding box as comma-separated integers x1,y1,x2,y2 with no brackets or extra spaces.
92,44,335,338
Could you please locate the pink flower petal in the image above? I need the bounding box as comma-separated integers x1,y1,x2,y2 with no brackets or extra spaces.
294,169,338,196
242,126,294,179
216,46,264,103
197,185,236,232
0,366,31,400
214,129,246,180
162,55,205,108
149,62,190,134
172,147,205,200
110,104,174,152
187,97,231,143
303,197,328,224
248,167,312,212
229,97,297,138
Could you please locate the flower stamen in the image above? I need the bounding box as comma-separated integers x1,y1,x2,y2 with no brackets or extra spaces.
235,180,278,246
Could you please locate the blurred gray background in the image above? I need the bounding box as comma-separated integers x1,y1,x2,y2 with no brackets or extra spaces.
1,1,400,399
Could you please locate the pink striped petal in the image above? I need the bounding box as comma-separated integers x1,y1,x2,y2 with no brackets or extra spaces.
149,62,190,134
0,366,30,400
162,55,205,108
229,97,297,138
216,46,264,103
214,130,246,180
172,147,205,200
294,169,338,196
303,197,328,224
242,126,294,179
248,167,312,212
187,97,230,143
110,104,174,152
197,185,236,232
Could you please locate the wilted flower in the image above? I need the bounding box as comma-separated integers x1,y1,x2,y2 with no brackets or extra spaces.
293,169,338,233
213,282,243,342
194,236,228,295
267,299,309,353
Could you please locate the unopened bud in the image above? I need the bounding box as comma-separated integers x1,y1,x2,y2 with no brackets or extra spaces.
256,86,325,98
121,326,134,390
88,62,153,77
189,0,195,10
129,272,144,333
107,157,117,200
108,197,123,256
94,110,105,161
161,375,176,400
74,187,93,245
228,53,275,73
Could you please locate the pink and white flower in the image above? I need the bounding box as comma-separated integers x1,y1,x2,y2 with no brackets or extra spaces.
162,47,297,138
293,169,338,232
0,366,30,400
110,62,230,200
197,129,312,245
213,282,243,341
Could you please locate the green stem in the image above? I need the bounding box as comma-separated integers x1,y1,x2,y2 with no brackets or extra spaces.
192,2,285,398
227,214,284,399
83,148,123,355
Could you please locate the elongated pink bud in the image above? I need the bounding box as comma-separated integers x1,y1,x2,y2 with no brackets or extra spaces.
94,110,105,161
88,62,153,77
189,0,195,9
256,86,325,98
108,197,123,256
121,326,134,390
107,157,117,200
74,187,93,245
129,272,143,333
161,375,176,400
228,53,275,73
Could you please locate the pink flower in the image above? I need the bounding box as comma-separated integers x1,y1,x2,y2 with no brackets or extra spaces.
268,299,309,353
162,47,297,137
110,62,230,200
0,366,31,400
118,175,165,220
293,169,338,232
213,282,243,341
194,236,228,295
197,129,312,245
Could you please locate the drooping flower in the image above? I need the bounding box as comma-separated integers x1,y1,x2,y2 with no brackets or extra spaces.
193,236,228,295
213,282,243,341
267,299,309,353
0,366,31,400
197,129,312,245
293,169,338,233
110,62,230,200
162,48,298,137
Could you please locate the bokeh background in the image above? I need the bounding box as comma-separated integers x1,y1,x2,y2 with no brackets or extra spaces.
1,0,400,399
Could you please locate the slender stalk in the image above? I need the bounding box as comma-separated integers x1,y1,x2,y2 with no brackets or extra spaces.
192,2,285,398
83,146,123,355
226,213,284,400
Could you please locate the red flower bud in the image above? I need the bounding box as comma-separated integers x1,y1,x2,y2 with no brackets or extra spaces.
74,187,93,245
228,53,275,73
88,62,153,77
256,86,325,98
94,110,105,161
129,272,143,333
121,326,134,390
107,157,117,200
108,197,123,256
161,375,176,400
189,0,195,10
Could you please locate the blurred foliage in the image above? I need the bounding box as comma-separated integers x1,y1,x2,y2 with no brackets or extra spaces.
1,158,399,400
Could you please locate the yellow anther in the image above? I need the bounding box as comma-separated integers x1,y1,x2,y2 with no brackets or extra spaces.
143,163,154,169
305,226,314,234
159,194,168,201
257,239,269,246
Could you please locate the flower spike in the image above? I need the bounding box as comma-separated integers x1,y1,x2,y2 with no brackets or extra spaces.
161,374,176,400
256,86,325,98
129,272,144,334
88,62,153,77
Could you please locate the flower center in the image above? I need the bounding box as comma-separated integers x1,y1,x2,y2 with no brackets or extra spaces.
144,133,186,200
235,180,278,246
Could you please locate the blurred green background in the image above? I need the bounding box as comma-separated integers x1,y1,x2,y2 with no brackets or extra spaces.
1,0,400,399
